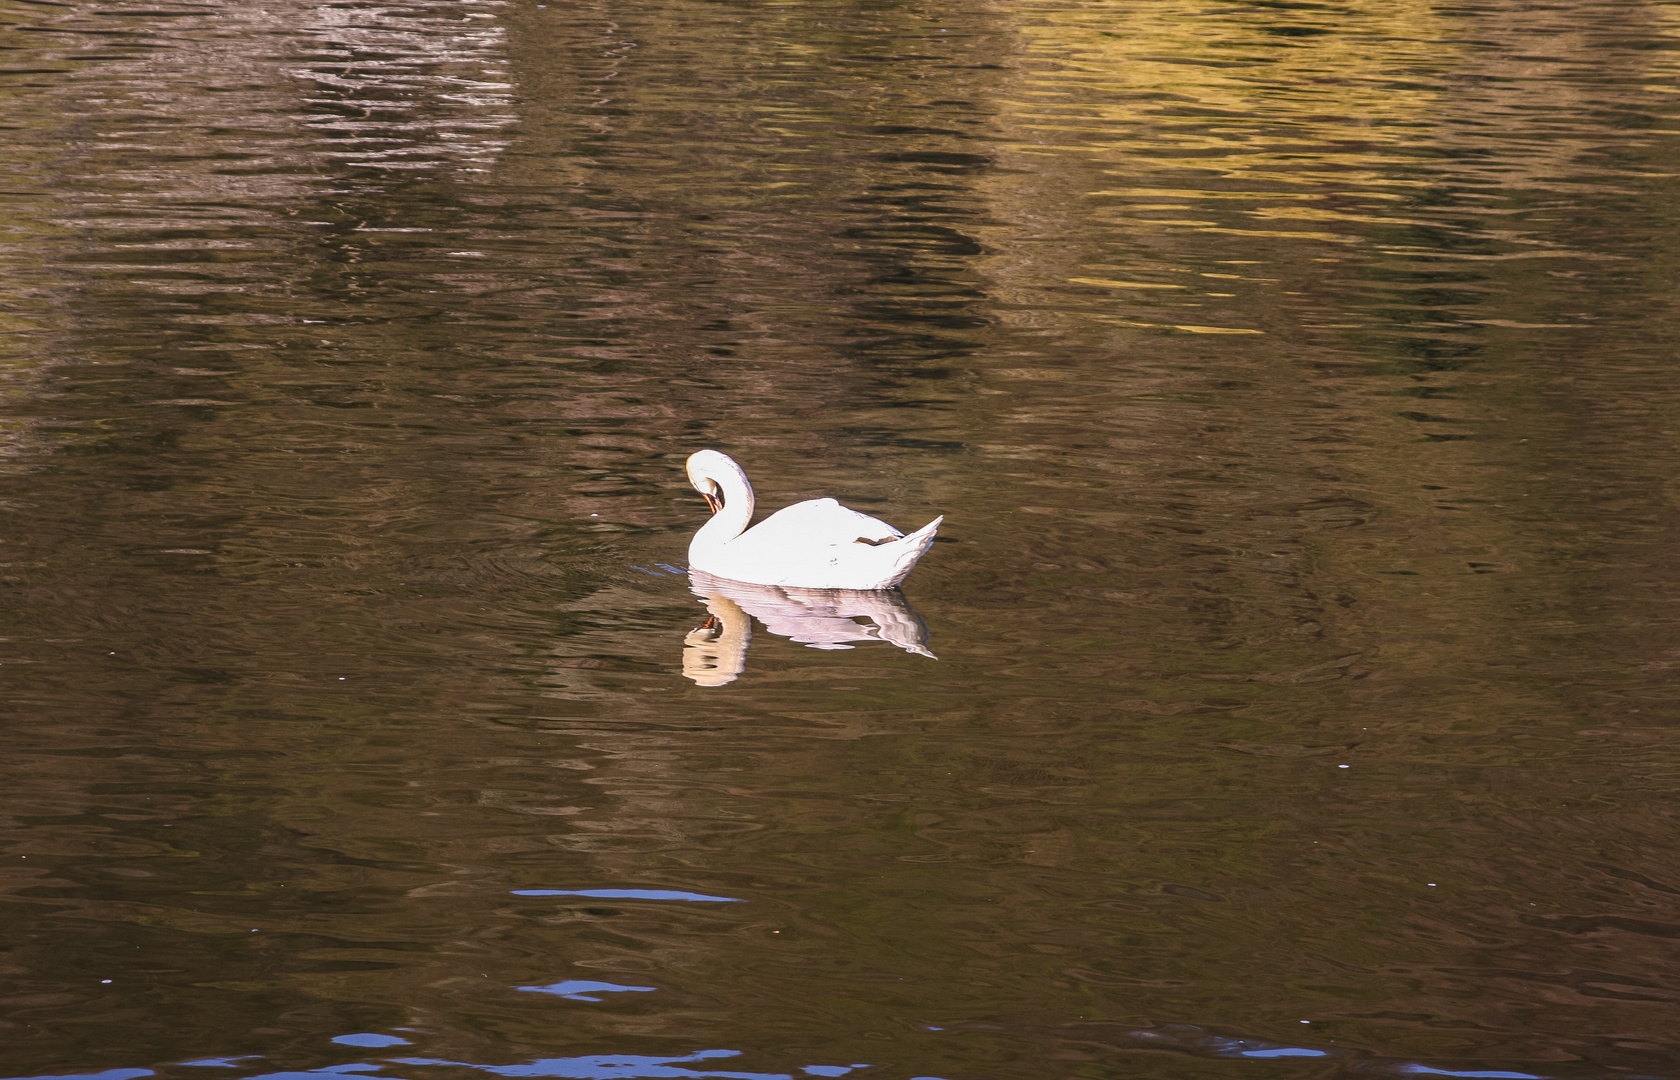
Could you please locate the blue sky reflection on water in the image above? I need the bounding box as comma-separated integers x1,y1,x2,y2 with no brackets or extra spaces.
508,890,743,903
0,1029,1572,1080
330,1039,411,1051
516,981,659,1002
386,1051,865,1080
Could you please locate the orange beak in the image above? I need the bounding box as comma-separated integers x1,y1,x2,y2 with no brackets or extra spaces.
702,491,722,515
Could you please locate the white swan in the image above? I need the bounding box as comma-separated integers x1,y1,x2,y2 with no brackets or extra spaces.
685,449,943,590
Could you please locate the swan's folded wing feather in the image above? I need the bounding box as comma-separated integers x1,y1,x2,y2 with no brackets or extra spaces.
750,498,904,546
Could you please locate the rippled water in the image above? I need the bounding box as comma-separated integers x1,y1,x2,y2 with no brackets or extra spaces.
3,0,1680,1076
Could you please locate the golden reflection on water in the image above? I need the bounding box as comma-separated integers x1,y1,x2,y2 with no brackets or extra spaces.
978,0,1680,344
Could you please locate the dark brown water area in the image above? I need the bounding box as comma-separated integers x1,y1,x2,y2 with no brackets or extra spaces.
3,0,1680,1076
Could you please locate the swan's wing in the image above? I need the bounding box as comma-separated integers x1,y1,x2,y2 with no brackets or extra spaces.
750,498,904,546
699,500,939,590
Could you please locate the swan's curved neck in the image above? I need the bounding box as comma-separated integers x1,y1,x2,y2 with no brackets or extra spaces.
693,456,755,550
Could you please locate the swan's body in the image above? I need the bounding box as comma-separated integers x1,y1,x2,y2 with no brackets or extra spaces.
685,449,942,590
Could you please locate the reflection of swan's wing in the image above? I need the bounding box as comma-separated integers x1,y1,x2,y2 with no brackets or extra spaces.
748,498,904,545
704,575,876,650
757,610,878,651
691,571,935,659
834,592,935,659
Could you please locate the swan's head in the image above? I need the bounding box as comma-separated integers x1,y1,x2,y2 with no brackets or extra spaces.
686,449,740,515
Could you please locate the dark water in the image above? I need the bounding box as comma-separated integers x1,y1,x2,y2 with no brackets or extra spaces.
3,0,1680,1076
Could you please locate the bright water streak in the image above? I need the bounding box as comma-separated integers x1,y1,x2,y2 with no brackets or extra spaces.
1,0,1680,1077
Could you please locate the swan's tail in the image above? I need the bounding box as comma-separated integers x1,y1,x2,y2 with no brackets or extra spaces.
880,515,943,589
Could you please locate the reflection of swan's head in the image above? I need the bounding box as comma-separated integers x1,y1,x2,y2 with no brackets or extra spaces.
682,595,750,686
686,449,747,516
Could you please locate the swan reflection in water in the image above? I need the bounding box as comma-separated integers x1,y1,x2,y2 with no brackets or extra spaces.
682,570,934,686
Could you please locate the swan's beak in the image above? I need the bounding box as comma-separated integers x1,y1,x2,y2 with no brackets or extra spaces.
702,487,722,515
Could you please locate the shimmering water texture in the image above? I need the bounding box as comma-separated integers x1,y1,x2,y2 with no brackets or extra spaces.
3,0,1680,1077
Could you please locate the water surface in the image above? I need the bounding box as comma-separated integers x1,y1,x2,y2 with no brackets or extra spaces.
3,0,1680,1077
